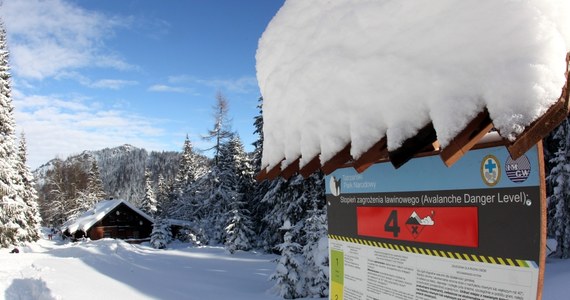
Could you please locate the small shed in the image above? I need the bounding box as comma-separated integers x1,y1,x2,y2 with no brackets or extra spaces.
166,218,194,239
62,199,154,242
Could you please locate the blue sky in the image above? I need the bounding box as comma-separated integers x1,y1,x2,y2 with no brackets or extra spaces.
0,0,285,168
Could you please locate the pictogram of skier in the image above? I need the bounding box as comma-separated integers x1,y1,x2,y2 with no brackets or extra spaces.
405,210,435,239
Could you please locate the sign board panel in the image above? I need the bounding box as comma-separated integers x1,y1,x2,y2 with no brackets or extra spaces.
326,145,545,300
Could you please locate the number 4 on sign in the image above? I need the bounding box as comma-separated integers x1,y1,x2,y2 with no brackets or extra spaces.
384,210,401,237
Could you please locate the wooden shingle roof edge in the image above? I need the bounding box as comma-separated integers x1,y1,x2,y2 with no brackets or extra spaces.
257,52,570,181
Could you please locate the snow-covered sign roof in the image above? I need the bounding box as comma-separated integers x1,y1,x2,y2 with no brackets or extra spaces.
62,199,154,234
256,0,570,179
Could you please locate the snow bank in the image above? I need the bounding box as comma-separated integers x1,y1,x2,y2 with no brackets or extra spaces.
256,0,570,170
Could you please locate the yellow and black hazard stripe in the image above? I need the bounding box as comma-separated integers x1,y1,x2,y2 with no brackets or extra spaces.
328,234,535,268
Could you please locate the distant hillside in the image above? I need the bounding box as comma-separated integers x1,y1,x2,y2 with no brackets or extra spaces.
34,144,181,206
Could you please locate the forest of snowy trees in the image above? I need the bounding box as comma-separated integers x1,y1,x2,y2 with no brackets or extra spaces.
28,93,329,298
1,17,570,299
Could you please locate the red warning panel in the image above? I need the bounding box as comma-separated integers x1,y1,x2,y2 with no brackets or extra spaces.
357,206,479,247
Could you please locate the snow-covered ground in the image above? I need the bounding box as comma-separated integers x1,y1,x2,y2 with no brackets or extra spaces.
0,230,283,300
1,230,569,299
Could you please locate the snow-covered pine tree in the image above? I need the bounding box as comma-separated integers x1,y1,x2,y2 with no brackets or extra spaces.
249,96,284,250
251,96,326,252
0,20,29,247
80,160,105,211
156,174,168,217
141,168,157,217
87,160,105,199
546,118,568,239
251,97,264,173
257,177,288,251
548,118,570,258
168,135,201,220
172,135,197,196
261,175,314,250
150,218,172,249
224,135,255,253
224,200,255,253
204,136,239,244
271,228,305,299
191,169,216,244
16,133,41,242
301,175,329,297
266,172,327,297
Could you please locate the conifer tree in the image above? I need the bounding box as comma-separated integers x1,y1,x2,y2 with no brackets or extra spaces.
168,135,201,220
257,177,288,251
87,160,105,199
252,97,264,172
223,135,255,253
204,137,238,244
301,190,329,297
271,229,305,299
172,135,197,196
141,168,157,217
150,218,172,249
202,92,233,166
548,119,570,258
0,20,28,247
250,96,281,249
225,201,255,253
262,175,313,249
195,134,254,245
81,160,105,211
156,174,169,217
17,133,41,242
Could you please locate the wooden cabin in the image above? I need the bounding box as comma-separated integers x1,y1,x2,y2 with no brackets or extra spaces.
62,199,154,243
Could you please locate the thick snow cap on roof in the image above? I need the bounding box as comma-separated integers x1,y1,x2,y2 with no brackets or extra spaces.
62,199,153,234
256,0,570,171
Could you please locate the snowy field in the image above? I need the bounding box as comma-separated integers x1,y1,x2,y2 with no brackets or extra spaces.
0,231,284,300
1,230,569,300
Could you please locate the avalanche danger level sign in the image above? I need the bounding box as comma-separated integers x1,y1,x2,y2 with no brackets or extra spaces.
357,206,478,247
326,144,545,300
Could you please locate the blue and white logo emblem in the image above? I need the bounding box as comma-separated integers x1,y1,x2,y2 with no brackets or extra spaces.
481,155,501,186
505,155,531,183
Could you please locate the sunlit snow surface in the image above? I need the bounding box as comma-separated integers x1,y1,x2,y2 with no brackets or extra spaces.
256,0,570,169
0,231,568,299
0,231,283,300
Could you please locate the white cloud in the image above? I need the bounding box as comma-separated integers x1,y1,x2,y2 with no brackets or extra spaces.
148,84,189,93
12,92,168,169
89,79,138,90
0,0,133,80
54,72,138,90
168,75,258,93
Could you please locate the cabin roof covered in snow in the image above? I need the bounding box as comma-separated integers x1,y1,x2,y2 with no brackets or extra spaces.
62,199,154,234
256,0,570,180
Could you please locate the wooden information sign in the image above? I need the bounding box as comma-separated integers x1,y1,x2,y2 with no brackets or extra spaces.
326,143,546,300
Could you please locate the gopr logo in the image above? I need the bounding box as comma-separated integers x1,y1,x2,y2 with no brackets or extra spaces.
481,155,501,186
